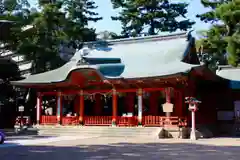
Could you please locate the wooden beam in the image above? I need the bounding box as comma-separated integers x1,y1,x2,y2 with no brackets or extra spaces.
41,87,166,95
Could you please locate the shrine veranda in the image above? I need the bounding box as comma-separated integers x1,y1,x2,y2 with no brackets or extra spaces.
10,32,235,129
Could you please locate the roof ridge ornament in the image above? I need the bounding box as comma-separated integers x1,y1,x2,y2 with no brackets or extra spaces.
187,30,194,41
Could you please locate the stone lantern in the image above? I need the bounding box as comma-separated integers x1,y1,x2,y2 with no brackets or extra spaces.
185,97,201,140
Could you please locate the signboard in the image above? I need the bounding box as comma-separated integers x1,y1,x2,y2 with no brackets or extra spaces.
18,106,24,112
162,103,174,113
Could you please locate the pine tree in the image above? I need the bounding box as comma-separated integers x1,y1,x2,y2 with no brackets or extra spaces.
197,0,240,67
64,0,102,47
196,0,230,23
217,0,240,66
111,0,194,37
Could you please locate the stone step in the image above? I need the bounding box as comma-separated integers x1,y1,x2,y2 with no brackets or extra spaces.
36,126,180,138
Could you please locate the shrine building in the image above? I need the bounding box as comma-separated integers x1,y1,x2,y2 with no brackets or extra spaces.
11,32,223,128
216,65,240,132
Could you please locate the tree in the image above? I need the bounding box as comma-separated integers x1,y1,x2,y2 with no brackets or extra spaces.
0,58,20,128
216,0,240,66
2,2,66,74
111,0,195,37
196,0,230,23
1,0,102,74
197,0,240,67
196,28,227,69
63,0,102,48
96,31,125,40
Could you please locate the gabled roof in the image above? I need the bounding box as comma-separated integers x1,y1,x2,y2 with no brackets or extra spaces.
11,31,200,86
216,65,240,89
217,65,240,81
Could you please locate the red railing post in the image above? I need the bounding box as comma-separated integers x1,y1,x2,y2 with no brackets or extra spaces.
112,89,117,126
79,90,84,125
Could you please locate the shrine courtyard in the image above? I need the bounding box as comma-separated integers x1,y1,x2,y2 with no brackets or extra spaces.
1,137,240,160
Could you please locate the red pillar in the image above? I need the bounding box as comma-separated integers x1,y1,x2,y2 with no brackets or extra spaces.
74,95,79,115
112,89,117,126
79,90,84,125
149,91,159,115
165,88,171,103
125,93,135,113
94,94,102,115
174,90,183,117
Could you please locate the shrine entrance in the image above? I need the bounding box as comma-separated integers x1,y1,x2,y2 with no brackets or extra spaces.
38,87,187,127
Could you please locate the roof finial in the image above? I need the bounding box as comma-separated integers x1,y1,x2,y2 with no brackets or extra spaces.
187,30,194,41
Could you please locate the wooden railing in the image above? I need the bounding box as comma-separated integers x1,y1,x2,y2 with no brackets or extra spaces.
41,115,58,125
143,116,187,127
84,116,112,126
40,115,187,127
117,116,138,126
62,116,79,125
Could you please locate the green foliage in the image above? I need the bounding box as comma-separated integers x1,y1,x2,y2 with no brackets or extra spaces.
196,0,230,23
63,0,102,45
111,0,194,36
0,58,20,117
0,58,20,80
197,0,240,67
0,0,102,74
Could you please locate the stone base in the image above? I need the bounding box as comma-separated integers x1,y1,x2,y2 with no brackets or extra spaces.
79,121,84,126
112,121,116,127
190,130,197,140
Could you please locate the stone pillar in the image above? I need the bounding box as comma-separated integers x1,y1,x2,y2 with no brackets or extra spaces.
112,89,117,126
94,94,102,115
137,89,143,126
190,110,196,140
36,92,42,125
79,90,84,125
56,92,63,125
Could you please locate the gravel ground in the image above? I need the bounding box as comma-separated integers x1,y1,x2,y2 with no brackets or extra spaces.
0,137,240,160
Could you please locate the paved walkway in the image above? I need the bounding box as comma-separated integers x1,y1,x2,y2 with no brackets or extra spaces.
0,137,240,160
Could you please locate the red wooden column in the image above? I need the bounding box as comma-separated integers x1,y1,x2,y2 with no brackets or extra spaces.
74,96,79,115
94,94,102,115
174,90,183,117
36,92,42,125
149,91,159,115
56,92,63,125
112,89,117,126
79,90,84,125
125,93,135,113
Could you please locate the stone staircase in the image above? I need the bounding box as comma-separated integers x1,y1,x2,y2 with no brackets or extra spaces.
36,126,181,138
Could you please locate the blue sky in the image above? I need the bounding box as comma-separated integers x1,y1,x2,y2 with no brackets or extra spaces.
29,0,211,34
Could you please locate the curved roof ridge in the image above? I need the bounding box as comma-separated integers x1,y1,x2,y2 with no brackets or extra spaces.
106,32,188,44
217,65,238,70
84,31,189,47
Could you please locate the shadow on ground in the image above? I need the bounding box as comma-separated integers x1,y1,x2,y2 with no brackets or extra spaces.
0,141,240,160
6,135,55,141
